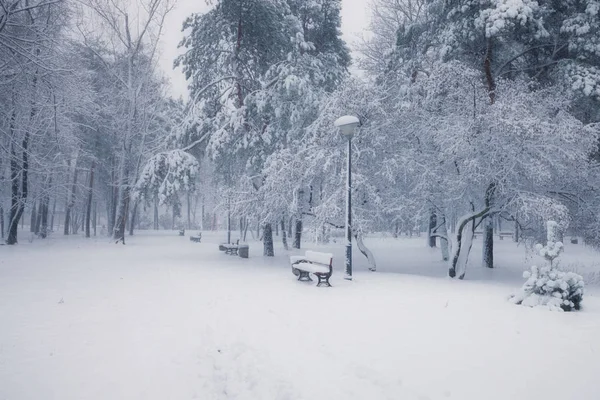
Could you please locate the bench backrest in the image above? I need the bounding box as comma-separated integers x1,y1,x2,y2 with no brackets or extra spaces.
305,251,333,266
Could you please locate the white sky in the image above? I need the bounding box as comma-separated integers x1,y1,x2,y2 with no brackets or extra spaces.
159,0,371,98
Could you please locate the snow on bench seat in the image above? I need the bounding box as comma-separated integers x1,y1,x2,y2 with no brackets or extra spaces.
290,251,333,287
293,261,330,274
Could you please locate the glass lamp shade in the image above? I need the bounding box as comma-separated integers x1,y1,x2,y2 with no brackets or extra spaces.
334,115,360,138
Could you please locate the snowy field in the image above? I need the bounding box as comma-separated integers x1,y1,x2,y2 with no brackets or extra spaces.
1,231,600,400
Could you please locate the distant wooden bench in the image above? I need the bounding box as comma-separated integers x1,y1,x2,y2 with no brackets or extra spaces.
219,240,249,258
190,232,202,243
222,243,239,255
290,251,333,287
179,229,186,236
498,232,513,240
474,231,514,240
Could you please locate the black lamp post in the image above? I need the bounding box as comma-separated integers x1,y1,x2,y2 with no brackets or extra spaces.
334,115,360,280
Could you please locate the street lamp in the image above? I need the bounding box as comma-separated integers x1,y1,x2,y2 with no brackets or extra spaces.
334,115,360,280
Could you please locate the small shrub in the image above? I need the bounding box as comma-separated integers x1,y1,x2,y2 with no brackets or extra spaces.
510,265,584,311
510,220,584,312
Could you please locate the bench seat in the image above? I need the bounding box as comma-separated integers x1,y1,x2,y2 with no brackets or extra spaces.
293,261,330,274
290,251,333,287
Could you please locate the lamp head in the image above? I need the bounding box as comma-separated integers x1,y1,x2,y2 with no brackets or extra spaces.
334,115,360,138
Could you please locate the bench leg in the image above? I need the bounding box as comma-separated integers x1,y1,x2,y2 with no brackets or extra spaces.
297,271,313,282
315,274,332,287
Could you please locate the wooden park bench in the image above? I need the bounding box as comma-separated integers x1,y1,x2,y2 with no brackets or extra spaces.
190,232,202,243
498,231,513,240
290,251,333,287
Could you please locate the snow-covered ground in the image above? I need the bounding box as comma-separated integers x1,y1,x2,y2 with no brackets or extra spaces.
1,231,600,400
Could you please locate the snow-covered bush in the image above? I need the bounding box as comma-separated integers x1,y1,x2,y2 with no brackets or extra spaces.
534,221,564,267
510,265,584,311
510,221,584,311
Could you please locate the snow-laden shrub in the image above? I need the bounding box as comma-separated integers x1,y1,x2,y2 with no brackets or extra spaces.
510,265,584,311
510,221,584,311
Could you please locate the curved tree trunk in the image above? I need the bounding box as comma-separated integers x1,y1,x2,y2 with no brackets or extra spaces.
449,208,490,279
355,233,376,271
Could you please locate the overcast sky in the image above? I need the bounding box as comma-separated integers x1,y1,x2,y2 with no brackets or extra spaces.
160,0,371,98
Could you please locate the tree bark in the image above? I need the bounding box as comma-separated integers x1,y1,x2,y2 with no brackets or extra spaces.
355,233,376,271
35,199,43,234
186,191,191,229
50,198,56,232
30,199,37,232
482,216,494,268
484,38,496,104
440,217,449,261
263,223,274,256
449,208,490,279
482,183,495,268
129,200,138,236
85,162,95,238
7,132,30,245
428,210,437,247
64,164,78,235
153,196,159,230
281,219,288,250
93,201,97,236
112,152,130,243
293,219,302,249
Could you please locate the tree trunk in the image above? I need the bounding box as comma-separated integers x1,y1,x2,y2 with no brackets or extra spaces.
93,201,97,236
482,216,494,268
482,183,495,268
64,165,78,235
227,201,231,244
129,200,138,236
50,198,56,232
263,223,274,257
6,106,22,244
114,185,130,244
0,207,4,239
113,150,130,244
293,219,302,249
355,233,376,271
449,208,490,279
85,162,95,238
428,210,437,247
187,192,192,229
7,132,30,245
30,199,37,232
201,199,205,231
281,219,288,250
35,199,43,234
153,196,159,230
440,217,449,261
107,163,116,234
484,38,496,104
